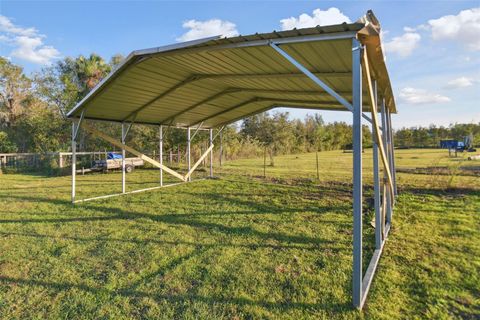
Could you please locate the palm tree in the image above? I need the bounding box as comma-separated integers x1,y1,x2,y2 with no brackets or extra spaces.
75,54,111,95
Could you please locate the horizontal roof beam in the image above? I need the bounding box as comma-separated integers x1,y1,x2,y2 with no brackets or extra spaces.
160,88,242,125
237,88,351,96
157,31,357,57
190,98,260,127
213,105,276,128
198,72,351,80
160,87,350,125
256,98,343,106
190,97,344,127
212,100,347,128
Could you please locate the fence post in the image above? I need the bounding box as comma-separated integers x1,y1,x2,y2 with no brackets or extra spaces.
219,131,223,167
263,146,266,178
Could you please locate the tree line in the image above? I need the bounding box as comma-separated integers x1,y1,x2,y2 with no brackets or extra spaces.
1,54,478,163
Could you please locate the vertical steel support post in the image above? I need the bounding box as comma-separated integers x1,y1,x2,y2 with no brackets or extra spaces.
159,125,163,186
387,110,397,195
209,128,213,177
372,81,382,249
122,123,126,194
381,99,392,224
373,141,382,247
187,127,191,181
71,122,77,203
352,38,363,308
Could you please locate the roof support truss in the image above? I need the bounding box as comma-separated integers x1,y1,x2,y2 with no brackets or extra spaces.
122,112,138,141
269,42,376,126
189,122,204,141
73,109,85,141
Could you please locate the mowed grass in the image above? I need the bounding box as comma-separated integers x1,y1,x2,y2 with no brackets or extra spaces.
0,149,479,319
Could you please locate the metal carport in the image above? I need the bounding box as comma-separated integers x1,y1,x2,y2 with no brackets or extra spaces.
67,10,397,309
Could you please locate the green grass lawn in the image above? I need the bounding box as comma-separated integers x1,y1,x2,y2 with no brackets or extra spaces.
0,149,479,319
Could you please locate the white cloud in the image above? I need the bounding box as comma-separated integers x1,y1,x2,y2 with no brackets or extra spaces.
11,36,60,65
445,76,475,89
383,31,421,58
403,26,416,33
0,15,60,65
0,15,37,36
176,19,238,42
399,87,451,104
427,8,480,51
280,7,351,30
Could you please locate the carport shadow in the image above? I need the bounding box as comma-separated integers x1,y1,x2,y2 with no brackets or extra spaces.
0,193,345,247
0,274,352,313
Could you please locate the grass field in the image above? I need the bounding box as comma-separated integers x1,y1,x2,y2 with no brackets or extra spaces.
0,149,479,319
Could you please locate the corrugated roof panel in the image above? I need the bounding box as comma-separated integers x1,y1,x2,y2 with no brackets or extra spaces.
67,13,396,127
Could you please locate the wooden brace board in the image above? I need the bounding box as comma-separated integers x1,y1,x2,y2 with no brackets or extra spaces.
363,51,395,199
81,123,187,181
185,144,214,180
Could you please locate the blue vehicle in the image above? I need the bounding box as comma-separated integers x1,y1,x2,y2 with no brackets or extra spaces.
440,135,476,156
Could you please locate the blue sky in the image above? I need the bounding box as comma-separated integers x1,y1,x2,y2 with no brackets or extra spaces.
1,0,479,129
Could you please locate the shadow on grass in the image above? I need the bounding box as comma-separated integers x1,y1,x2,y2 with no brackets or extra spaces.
399,185,480,197
0,192,345,247
0,274,352,313
0,231,345,252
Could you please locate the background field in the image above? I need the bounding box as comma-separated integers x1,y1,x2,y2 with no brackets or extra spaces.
0,149,479,319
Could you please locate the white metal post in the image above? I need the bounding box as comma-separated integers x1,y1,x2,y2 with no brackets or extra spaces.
387,110,397,195
373,141,382,248
187,127,191,181
122,123,126,194
352,38,363,309
71,122,77,203
159,125,163,186
372,81,382,249
209,128,213,177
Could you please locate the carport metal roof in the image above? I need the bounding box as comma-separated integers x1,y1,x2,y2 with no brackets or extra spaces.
67,10,395,128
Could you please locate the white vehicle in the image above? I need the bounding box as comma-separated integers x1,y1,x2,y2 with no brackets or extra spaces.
77,153,144,174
